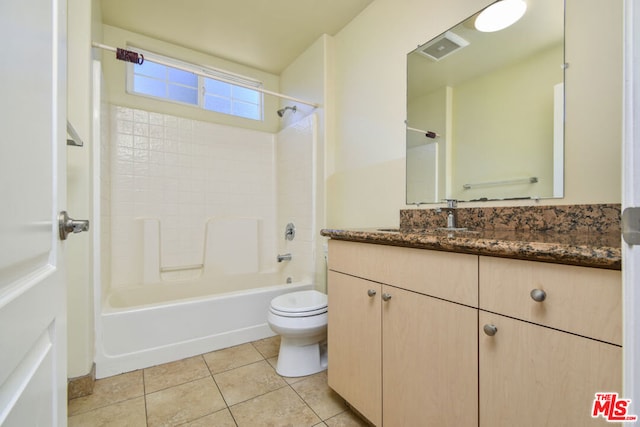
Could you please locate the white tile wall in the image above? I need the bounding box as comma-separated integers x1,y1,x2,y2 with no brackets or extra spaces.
109,106,281,288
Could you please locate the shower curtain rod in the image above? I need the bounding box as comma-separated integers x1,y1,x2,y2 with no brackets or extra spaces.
407,126,440,139
92,42,321,108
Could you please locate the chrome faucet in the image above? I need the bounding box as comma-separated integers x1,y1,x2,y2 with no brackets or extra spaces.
441,199,460,229
435,199,469,232
277,253,292,262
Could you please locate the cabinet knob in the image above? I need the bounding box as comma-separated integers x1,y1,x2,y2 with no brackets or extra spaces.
530,288,547,302
367,289,377,297
483,324,498,336
382,293,392,301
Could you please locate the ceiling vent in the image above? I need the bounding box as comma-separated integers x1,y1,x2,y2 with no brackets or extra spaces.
416,31,470,61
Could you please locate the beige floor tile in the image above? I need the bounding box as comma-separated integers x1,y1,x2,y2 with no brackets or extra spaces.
251,335,281,359
181,408,236,426
230,386,321,427
146,377,226,427
291,372,346,420
68,371,144,416
144,355,210,393
324,410,372,427
203,343,264,374
213,360,287,406
68,338,349,426
68,396,146,427
265,357,277,371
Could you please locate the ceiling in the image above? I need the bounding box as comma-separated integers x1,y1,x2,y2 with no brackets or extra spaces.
100,0,374,75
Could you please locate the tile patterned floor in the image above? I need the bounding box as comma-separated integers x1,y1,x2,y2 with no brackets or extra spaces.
68,336,370,426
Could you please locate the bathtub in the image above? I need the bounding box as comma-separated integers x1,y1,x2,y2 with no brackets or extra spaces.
95,276,313,378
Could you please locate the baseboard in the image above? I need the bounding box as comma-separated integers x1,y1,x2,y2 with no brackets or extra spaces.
67,363,96,401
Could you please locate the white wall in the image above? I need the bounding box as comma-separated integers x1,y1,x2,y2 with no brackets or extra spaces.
276,115,317,283
328,0,623,228
98,66,111,313
67,0,100,379
280,35,332,292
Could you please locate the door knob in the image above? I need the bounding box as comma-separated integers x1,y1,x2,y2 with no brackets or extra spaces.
58,211,90,240
367,289,377,297
382,293,392,301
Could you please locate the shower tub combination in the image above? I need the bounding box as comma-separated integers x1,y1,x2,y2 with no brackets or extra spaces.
94,101,319,378
96,274,312,378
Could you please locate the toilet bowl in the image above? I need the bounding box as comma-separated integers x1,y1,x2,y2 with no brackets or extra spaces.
267,290,328,377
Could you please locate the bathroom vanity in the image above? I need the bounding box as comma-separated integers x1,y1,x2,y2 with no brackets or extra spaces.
321,204,622,427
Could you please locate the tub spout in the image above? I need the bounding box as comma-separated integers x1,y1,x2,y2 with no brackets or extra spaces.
277,253,292,262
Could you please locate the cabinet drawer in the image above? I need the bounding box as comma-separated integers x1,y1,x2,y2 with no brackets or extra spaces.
328,240,478,306
479,256,621,344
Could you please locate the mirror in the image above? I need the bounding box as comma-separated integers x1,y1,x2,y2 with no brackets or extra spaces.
406,0,565,204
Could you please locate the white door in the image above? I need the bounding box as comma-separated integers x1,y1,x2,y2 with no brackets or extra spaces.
623,0,640,417
0,0,68,425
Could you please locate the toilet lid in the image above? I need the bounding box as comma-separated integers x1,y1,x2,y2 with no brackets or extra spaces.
270,290,327,314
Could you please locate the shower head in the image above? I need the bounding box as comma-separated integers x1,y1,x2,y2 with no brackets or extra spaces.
277,105,297,117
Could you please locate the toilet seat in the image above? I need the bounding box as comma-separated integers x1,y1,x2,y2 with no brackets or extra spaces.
269,290,327,318
270,306,327,318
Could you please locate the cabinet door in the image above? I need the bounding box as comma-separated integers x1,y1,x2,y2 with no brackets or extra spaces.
479,312,622,427
383,286,478,426
327,271,382,426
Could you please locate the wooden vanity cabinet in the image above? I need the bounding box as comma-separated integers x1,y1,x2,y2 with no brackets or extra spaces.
327,240,623,427
478,256,622,427
327,240,478,426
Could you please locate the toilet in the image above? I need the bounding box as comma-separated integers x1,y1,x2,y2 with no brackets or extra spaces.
267,290,328,377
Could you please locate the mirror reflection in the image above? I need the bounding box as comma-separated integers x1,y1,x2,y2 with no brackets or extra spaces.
406,0,565,204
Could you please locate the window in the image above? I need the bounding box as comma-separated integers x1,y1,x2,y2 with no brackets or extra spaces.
127,48,263,121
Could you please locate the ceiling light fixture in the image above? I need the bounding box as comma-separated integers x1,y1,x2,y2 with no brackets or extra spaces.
475,0,527,33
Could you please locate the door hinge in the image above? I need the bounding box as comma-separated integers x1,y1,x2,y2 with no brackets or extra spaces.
622,207,640,245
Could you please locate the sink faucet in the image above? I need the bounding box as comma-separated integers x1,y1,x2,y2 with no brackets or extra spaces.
443,199,458,229
435,199,468,231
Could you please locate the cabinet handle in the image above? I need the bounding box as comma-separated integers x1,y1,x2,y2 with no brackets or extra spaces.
367,289,377,297
530,288,547,302
382,293,392,301
483,324,498,336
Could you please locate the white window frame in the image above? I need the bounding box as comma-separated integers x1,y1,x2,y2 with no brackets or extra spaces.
126,47,264,121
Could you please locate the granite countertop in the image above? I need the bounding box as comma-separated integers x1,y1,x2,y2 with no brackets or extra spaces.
320,227,621,270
